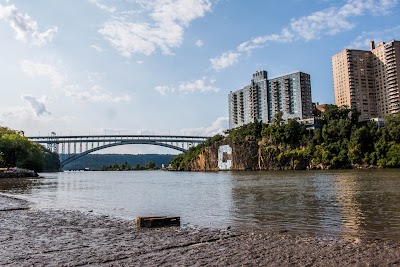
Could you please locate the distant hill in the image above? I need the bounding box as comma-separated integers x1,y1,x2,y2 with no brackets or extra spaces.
61,154,176,170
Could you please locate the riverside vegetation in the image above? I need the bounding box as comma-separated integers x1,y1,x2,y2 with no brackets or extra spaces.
0,126,60,172
171,106,400,170
101,161,158,171
63,154,174,170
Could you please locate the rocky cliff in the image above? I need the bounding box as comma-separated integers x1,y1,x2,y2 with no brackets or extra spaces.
188,137,308,171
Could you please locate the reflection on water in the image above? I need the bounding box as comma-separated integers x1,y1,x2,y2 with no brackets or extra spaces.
335,171,400,240
0,177,41,194
229,170,400,240
0,169,399,241
230,171,344,235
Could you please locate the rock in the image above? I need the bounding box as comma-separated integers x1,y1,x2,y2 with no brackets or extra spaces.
0,168,39,178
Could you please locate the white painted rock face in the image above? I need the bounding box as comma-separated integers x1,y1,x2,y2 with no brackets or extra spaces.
218,145,232,170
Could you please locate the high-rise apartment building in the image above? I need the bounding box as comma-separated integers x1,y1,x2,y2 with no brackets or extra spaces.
228,71,313,129
332,40,400,120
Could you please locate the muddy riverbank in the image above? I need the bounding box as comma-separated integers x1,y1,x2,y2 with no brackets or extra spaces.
1,194,400,266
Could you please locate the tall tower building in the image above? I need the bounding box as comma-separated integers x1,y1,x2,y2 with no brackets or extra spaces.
371,40,400,115
229,70,313,129
267,72,313,122
332,40,400,120
229,71,269,128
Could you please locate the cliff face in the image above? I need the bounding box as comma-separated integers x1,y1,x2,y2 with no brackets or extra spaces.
188,138,309,171
188,137,308,171
188,137,258,171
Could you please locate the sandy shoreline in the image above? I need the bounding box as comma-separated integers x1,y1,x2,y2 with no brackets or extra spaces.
1,194,400,266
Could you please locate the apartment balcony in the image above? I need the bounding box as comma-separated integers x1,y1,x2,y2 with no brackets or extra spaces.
387,76,397,82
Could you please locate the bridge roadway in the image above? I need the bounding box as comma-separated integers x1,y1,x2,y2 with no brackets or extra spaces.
28,134,209,168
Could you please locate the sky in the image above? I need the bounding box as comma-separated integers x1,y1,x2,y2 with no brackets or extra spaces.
0,0,399,154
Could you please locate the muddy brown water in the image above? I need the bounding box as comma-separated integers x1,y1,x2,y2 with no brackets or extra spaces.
1,169,399,241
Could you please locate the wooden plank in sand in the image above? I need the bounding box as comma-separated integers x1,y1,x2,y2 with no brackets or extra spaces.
136,216,180,228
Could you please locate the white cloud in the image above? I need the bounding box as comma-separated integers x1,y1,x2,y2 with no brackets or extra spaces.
20,60,132,103
210,0,399,70
348,25,400,49
178,77,220,94
180,117,228,136
0,106,74,131
88,0,117,13
210,51,240,71
91,44,103,52
195,39,204,47
0,4,57,46
0,107,39,121
21,60,66,88
98,0,212,57
155,85,175,95
21,95,51,116
65,85,132,103
136,60,144,64
155,77,220,95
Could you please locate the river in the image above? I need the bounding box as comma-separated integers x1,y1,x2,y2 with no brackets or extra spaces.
1,169,399,241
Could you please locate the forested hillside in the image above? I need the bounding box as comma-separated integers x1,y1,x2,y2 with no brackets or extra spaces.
172,106,400,171
62,154,175,170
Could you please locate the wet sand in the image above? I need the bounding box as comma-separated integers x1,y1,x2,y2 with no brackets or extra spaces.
1,194,400,266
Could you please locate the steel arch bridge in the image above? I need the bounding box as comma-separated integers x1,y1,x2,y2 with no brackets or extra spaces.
28,134,209,168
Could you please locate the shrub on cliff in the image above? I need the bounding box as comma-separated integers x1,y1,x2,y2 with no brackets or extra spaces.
171,134,224,170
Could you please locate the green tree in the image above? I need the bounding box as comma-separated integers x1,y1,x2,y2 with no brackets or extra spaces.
0,133,44,171
384,113,400,142
273,111,283,125
322,119,352,143
283,119,306,147
145,161,157,170
386,142,400,167
322,105,352,122
42,147,61,171
348,125,374,164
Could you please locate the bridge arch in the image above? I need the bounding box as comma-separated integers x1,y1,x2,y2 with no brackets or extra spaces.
61,140,187,168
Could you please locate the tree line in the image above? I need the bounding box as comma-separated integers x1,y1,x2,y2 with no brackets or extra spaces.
0,126,60,172
171,106,400,170
101,161,158,171
63,154,174,170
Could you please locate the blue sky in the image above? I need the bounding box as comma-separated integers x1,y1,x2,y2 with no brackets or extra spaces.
0,0,399,153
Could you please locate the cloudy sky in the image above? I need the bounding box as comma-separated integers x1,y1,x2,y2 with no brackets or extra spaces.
0,0,399,153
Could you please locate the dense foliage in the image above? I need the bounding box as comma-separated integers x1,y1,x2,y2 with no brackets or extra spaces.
0,126,60,172
101,161,158,171
172,106,400,170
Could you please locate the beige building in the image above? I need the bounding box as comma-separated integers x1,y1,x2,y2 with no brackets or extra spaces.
332,40,400,120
